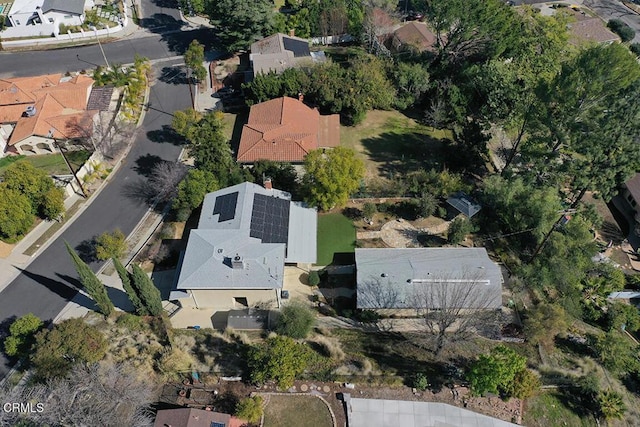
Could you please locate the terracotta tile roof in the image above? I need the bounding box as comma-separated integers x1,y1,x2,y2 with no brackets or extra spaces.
153,408,231,427
0,73,95,145
237,97,340,163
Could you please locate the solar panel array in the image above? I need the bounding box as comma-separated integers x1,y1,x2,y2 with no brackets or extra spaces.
211,422,226,427
212,191,239,222
250,194,290,243
283,37,310,57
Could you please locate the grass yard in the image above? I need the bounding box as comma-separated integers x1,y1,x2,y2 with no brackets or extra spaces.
317,213,356,266
340,110,453,183
263,395,333,427
0,151,91,175
523,392,596,427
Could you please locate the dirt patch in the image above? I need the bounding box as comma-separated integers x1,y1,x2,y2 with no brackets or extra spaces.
0,241,15,259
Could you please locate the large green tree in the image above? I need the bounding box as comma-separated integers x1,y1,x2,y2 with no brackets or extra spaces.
130,264,163,317
172,169,220,221
3,313,44,358
207,0,275,52
0,187,33,240
2,160,65,220
276,302,315,339
184,40,207,83
172,110,245,187
65,242,114,317
248,335,311,389
302,147,365,210
94,229,127,261
30,318,107,380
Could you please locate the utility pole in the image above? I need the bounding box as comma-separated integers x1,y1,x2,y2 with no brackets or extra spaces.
91,25,110,69
528,209,577,264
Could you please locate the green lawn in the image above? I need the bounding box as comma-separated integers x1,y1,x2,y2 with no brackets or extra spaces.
340,110,453,183
263,395,333,427
524,392,596,427
317,213,355,266
0,151,91,175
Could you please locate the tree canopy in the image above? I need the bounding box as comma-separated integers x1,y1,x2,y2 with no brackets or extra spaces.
467,345,527,397
207,0,275,52
248,335,311,389
302,147,365,210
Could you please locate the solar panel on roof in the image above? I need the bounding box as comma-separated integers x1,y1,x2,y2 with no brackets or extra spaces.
250,194,290,243
213,191,239,222
283,37,310,57
211,422,226,427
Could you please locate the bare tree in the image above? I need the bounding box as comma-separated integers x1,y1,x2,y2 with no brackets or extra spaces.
65,110,137,158
357,277,401,309
0,362,156,427
147,161,188,203
411,272,501,355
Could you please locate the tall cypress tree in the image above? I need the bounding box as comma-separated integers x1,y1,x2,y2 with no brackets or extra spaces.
130,264,163,316
65,242,113,317
113,257,147,316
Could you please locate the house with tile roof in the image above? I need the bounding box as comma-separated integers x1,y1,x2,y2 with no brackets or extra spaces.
237,96,340,164
170,181,317,317
153,407,245,427
248,32,326,80
0,73,96,156
355,248,502,315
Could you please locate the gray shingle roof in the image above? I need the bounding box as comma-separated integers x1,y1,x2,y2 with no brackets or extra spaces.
42,0,85,15
172,182,316,294
356,248,502,310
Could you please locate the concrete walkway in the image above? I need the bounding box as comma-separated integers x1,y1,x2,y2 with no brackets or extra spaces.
356,219,451,248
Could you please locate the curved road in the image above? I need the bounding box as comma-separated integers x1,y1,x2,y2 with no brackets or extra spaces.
0,4,218,376
583,0,640,43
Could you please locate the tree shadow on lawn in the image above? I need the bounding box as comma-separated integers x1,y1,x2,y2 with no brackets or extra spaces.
360,131,447,179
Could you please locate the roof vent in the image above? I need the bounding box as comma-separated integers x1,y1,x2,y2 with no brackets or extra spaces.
231,254,244,269
381,273,387,278
217,248,223,254
25,105,37,117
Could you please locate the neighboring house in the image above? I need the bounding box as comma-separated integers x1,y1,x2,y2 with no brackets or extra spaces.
170,181,317,313
386,21,439,53
608,291,640,307
237,96,340,163
355,248,503,314
622,173,640,223
343,395,520,427
249,32,325,80
7,0,91,27
446,191,482,218
0,73,96,156
154,408,244,427
563,7,619,45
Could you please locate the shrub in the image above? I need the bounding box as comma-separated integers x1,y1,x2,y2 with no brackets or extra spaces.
608,19,635,42
308,270,321,286
235,396,263,424
417,192,438,218
248,336,311,388
631,43,640,57
116,313,144,331
156,347,195,381
4,314,44,358
94,229,127,261
447,216,473,244
413,372,429,391
362,202,377,219
356,310,380,323
276,302,315,339
311,336,345,360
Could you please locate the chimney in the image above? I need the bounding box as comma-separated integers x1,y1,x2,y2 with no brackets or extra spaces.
298,92,304,102
231,254,244,269
289,29,295,37
264,178,273,190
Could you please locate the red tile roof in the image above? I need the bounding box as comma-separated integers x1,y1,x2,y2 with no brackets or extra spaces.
0,73,95,145
238,97,340,163
153,408,231,427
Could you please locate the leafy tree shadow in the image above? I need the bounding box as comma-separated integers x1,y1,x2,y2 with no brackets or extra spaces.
360,131,448,179
139,13,185,33
146,125,183,145
75,238,97,263
133,154,163,177
157,67,189,86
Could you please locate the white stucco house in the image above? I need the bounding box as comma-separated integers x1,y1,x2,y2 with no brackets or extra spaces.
7,0,92,28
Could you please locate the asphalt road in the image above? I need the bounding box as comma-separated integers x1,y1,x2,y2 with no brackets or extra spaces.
0,0,212,378
584,0,640,43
